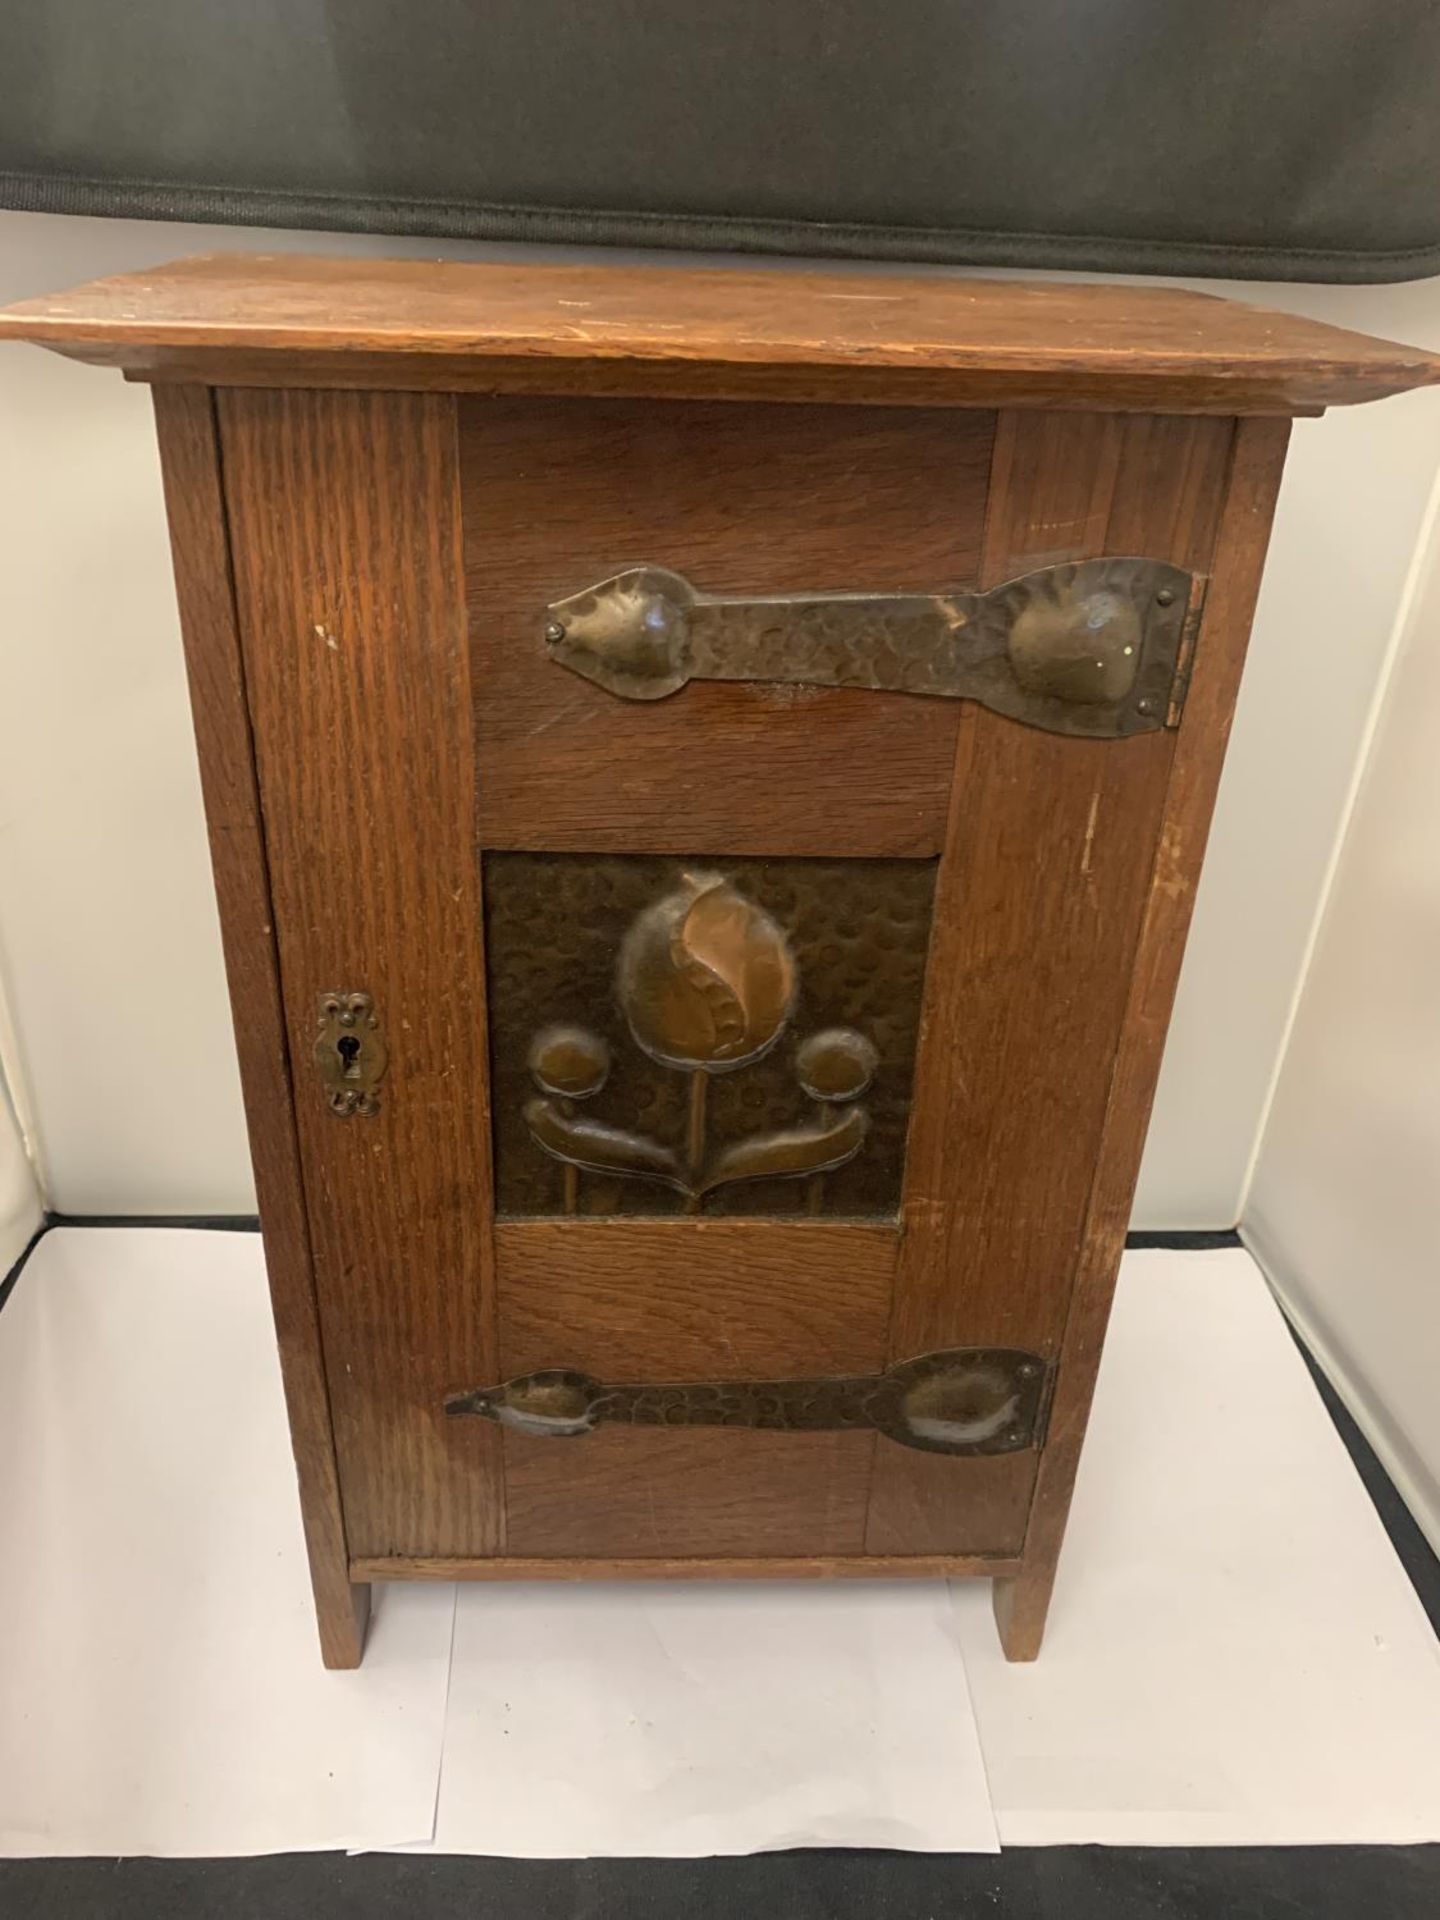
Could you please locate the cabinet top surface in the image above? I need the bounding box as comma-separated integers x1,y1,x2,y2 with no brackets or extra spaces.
2,253,1437,412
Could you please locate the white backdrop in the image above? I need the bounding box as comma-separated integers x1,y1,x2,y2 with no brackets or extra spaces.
2,209,1439,1222
0,1063,41,1275
1247,484,1440,1555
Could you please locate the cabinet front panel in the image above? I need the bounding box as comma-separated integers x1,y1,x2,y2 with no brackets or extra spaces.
221,388,1234,1568
494,1221,897,1379
461,397,995,858
504,1429,877,1559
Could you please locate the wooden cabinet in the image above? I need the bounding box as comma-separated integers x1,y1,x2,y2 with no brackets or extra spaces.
3,258,1434,1667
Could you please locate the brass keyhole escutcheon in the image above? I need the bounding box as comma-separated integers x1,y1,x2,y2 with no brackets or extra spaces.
314,991,388,1117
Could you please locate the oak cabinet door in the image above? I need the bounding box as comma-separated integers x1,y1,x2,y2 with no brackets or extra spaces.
220,387,1231,1567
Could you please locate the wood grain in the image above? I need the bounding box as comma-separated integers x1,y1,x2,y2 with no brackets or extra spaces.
110,350,1347,414
151,385,368,1670
353,1552,1023,1581
218,388,504,1561
462,397,992,856
983,410,1124,568
862,1451,1033,1557
864,412,1234,1558
993,416,1291,1660
502,1428,875,1558
496,1220,897,1378
6,255,1439,411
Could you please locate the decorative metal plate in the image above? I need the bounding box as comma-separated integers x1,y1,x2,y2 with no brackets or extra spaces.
544,558,1201,739
447,1348,1050,1459
484,853,937,1218
314,990,387,1117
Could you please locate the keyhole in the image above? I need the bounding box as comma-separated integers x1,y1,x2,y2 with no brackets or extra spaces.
336,1033,363,1080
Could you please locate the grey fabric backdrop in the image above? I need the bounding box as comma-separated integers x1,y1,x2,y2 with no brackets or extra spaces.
1,1,1436,281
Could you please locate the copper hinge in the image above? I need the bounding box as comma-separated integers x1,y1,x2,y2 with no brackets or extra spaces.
543,557,1202,741
447,1348,1051,1459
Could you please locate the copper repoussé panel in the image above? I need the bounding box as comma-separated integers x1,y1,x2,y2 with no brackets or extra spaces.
484,853,938,1218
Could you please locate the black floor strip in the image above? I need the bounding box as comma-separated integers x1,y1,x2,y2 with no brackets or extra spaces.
44,1211,263,1233
1126,1228,1243,1250
1289,1330,1440,1636
0,1219,45,1319
2,1842,1438,1920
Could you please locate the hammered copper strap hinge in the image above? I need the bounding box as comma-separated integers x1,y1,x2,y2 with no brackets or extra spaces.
446,1348,1053,1459
543,558,1205,739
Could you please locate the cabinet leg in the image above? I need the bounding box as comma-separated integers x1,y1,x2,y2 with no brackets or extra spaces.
318,1580,372,1671
992,1560,1055,1662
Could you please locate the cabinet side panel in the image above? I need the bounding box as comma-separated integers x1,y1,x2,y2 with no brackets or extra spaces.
995,415,1290,1654
217,388,503,1559
866,413,1234,1554
151,384,368,1664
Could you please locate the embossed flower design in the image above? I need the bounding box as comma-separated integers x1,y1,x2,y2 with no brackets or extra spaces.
616,870,797,1073
522,869,876,1213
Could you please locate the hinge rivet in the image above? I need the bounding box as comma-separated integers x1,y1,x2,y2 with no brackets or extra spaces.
1136,697,1156,716
544,621,566,645
1155,587,1176,607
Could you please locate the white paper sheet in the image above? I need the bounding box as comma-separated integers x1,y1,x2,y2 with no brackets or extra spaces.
0,1228,454,1857
404,1580,999,1857
4,1229,1438,1858
955,1246,1440,1847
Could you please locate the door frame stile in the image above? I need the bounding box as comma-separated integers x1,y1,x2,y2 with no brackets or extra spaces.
152,382,368,1668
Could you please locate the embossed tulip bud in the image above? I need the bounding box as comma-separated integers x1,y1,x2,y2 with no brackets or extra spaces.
527,1024,610,1099
795,1028,878,1102
616,871,797,1072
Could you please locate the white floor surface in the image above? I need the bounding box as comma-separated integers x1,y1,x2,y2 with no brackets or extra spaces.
406,1581,997,1856
0,1228,454,1857
955,1249,1440,1845
0,1228,1436,1857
